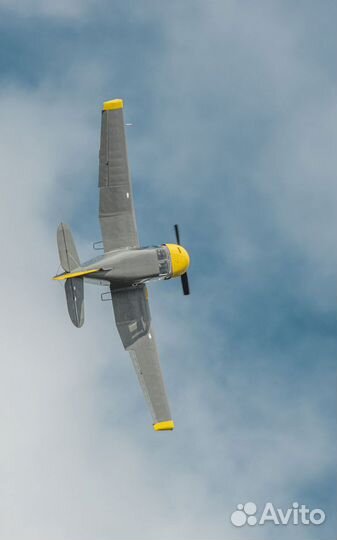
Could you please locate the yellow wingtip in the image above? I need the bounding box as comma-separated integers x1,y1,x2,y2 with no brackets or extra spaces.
153,420,175,431
103,98,123,110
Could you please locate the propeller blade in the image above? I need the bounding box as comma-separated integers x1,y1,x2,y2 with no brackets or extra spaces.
173,223,190,295
181,272,190,295
174,224,181,245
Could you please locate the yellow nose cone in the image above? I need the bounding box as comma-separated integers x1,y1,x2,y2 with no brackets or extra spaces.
166,244,190,277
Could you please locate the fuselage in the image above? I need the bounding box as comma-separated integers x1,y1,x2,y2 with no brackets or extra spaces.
54,243,190,290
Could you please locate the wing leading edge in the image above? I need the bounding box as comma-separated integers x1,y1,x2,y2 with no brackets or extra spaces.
98,99,139,252
111,285,174,430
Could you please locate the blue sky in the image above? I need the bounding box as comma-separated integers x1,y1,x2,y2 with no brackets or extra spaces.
0,1,336,539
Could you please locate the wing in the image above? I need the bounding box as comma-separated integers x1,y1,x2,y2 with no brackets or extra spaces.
98,99,139,253
111,285,174,431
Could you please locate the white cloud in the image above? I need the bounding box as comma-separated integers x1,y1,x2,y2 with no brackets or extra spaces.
130,1,336,260
0,0,95,19
0,3,335,539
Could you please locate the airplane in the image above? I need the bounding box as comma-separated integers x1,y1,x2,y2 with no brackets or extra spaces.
53,98,191,432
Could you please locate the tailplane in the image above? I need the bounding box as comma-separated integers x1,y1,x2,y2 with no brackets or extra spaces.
65,277,84,328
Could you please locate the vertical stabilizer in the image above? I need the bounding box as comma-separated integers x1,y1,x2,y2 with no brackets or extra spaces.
57,223,80,272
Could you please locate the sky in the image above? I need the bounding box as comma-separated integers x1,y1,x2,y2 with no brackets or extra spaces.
0,1,336,539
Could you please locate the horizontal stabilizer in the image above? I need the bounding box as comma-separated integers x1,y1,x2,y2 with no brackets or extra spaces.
57,223,80,272
65,277,84,328
53,268,99,281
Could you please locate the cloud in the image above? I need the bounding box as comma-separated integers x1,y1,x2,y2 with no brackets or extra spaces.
0,0,95,19
0,2,335,539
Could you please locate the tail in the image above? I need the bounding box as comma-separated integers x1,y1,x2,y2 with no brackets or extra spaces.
57,223,84,328
57,223,80,271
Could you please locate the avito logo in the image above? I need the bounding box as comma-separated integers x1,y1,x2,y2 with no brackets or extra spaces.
231,501,326,527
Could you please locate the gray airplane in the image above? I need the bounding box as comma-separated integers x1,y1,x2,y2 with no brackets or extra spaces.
53,98,190,431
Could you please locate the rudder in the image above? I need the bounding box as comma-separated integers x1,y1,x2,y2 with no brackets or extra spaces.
57,223,80,272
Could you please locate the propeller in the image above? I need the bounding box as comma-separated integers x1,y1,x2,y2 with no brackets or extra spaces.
174,224,190,295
